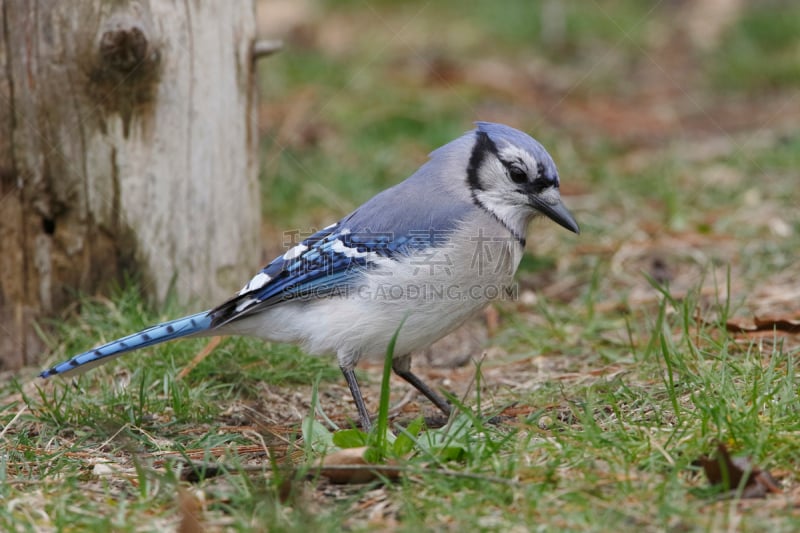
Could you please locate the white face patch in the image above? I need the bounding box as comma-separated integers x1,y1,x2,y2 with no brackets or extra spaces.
498,145,537,174
283,243,308,260
476,155,510,192
470,146,550,242
473,186,532,241
239,271,272,294
537,185,560,206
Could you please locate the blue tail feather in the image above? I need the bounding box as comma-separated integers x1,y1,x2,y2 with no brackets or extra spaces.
39,311,213,378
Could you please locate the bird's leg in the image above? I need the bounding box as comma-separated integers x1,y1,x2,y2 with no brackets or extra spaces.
341,366,372,431
392,356,452,416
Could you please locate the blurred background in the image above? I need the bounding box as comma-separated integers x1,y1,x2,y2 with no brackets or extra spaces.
254,0,798,333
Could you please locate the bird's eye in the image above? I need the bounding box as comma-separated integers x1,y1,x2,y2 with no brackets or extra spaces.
508,166,527,184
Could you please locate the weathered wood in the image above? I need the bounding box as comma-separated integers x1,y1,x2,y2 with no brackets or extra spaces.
0,0,260,369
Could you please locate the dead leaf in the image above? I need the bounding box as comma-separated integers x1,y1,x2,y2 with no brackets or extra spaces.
726,312,800,335
484,306,501,337
316,447,401,484
695,444,781,498
724,317,759,333
753,314,800,333
177,488,205,533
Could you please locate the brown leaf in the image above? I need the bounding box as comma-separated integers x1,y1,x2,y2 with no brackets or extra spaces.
724,317,758,333
316,447,401,484
484,305,501,337
726,312,800,335
695,444,781,498
177,488,205,533
753,313,800,333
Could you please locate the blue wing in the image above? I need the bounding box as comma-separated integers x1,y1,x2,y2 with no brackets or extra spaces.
208,222,450,327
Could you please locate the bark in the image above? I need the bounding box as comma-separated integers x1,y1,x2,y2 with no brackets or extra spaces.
0,0,260,369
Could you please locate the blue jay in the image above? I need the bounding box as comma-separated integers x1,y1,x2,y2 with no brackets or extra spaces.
40,122,579,430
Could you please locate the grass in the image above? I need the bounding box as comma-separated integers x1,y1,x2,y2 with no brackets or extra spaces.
712,1,800,91
3,0,800,531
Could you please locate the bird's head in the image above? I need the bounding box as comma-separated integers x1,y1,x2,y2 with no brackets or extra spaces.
465,122,579,241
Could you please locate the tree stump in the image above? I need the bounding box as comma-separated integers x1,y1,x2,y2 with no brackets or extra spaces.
0,1,261,369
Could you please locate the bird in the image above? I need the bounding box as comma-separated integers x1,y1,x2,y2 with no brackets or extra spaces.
39,122,579,431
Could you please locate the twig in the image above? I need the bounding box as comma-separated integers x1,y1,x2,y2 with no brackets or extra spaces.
177,336,222,380
442,352,487,433
0,405,28,441
388,388,417,418
93,423,131,453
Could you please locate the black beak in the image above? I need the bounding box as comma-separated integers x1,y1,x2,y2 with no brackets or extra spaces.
531,196,580,234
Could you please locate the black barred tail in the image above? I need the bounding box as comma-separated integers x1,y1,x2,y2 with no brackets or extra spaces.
39,311,213,378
